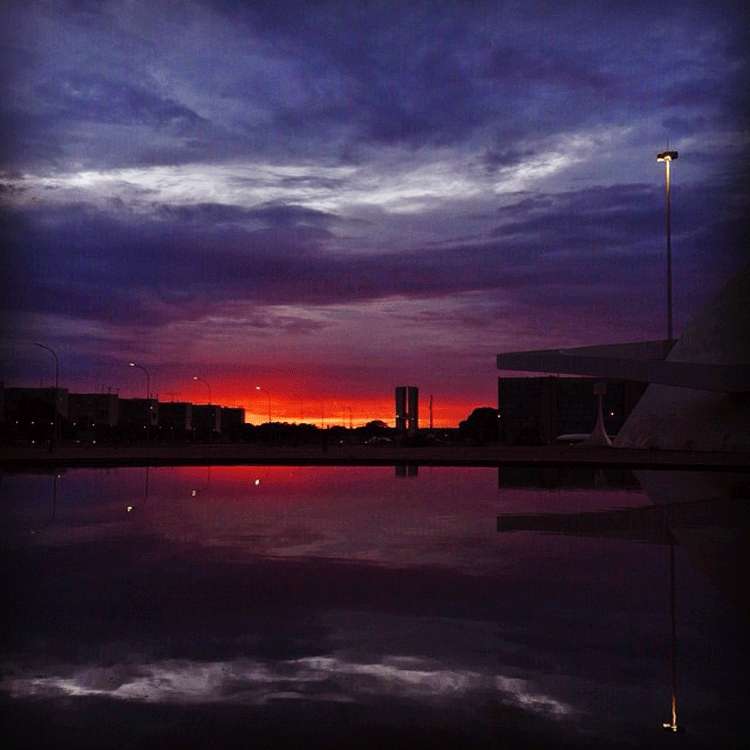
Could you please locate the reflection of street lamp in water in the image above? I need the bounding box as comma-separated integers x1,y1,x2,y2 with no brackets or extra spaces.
126,466,150,514
662,537,681,733
190,466,211,497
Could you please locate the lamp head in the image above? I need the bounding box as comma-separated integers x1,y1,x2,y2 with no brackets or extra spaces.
657,150,679,162
129,362,136,367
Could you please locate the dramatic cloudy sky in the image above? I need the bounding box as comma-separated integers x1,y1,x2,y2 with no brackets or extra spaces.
1,0,747,424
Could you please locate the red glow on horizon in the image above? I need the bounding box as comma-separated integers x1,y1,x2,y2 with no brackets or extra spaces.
153,381,486,428
65,370,495,429
217,392,478,428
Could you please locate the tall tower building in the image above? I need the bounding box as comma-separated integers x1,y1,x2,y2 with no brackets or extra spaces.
395,386,419,434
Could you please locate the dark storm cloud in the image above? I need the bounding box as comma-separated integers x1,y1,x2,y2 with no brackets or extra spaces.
481,45,613,91
1,0,748,391
491,184,658,245
2,0,746,171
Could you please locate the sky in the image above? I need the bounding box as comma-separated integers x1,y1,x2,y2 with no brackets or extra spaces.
1,0,748,425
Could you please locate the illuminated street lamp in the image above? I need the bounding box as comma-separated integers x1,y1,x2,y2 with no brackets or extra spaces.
128,361,151,399
656,149,678,343
192,375,212,404
255,385,271,423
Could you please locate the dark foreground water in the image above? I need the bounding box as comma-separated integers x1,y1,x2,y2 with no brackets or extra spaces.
1,465,747,749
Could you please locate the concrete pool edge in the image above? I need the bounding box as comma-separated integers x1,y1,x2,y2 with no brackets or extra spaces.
1,443,748,471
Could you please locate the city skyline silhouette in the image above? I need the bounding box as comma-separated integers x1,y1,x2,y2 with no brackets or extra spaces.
1,2,747,426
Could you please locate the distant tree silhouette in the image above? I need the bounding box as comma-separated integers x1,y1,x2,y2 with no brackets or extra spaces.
459,407,499,445
364,420,388,430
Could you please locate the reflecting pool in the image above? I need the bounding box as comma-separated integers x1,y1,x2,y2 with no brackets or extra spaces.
1,465,747,748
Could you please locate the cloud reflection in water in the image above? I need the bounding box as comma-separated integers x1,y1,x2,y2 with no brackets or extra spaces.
2,655,571,717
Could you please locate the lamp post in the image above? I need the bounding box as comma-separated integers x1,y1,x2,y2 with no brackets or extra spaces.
33,342,59,451
657,149,678,343
129,361,152,439
255,385,271,423
194,375,214,442
192,375,212,403
128,361,151,399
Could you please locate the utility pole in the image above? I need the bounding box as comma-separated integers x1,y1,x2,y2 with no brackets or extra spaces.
429,394,434,431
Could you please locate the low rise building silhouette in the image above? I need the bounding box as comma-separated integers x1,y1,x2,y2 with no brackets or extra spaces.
159,401,193,433
192,404,221,437
69,393,119,428
220,407,245,439
119,398,159,432
497,376,646,445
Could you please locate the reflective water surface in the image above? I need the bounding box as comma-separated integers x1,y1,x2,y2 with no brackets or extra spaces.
1,465,747,748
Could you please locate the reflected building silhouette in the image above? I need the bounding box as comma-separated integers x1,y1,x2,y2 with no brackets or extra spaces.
498,504,674,544
497,494,747,545
499,501,682,729
497,466,640,491
498,470,750,734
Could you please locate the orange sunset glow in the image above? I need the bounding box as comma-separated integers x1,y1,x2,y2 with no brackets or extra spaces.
157,380,474,429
